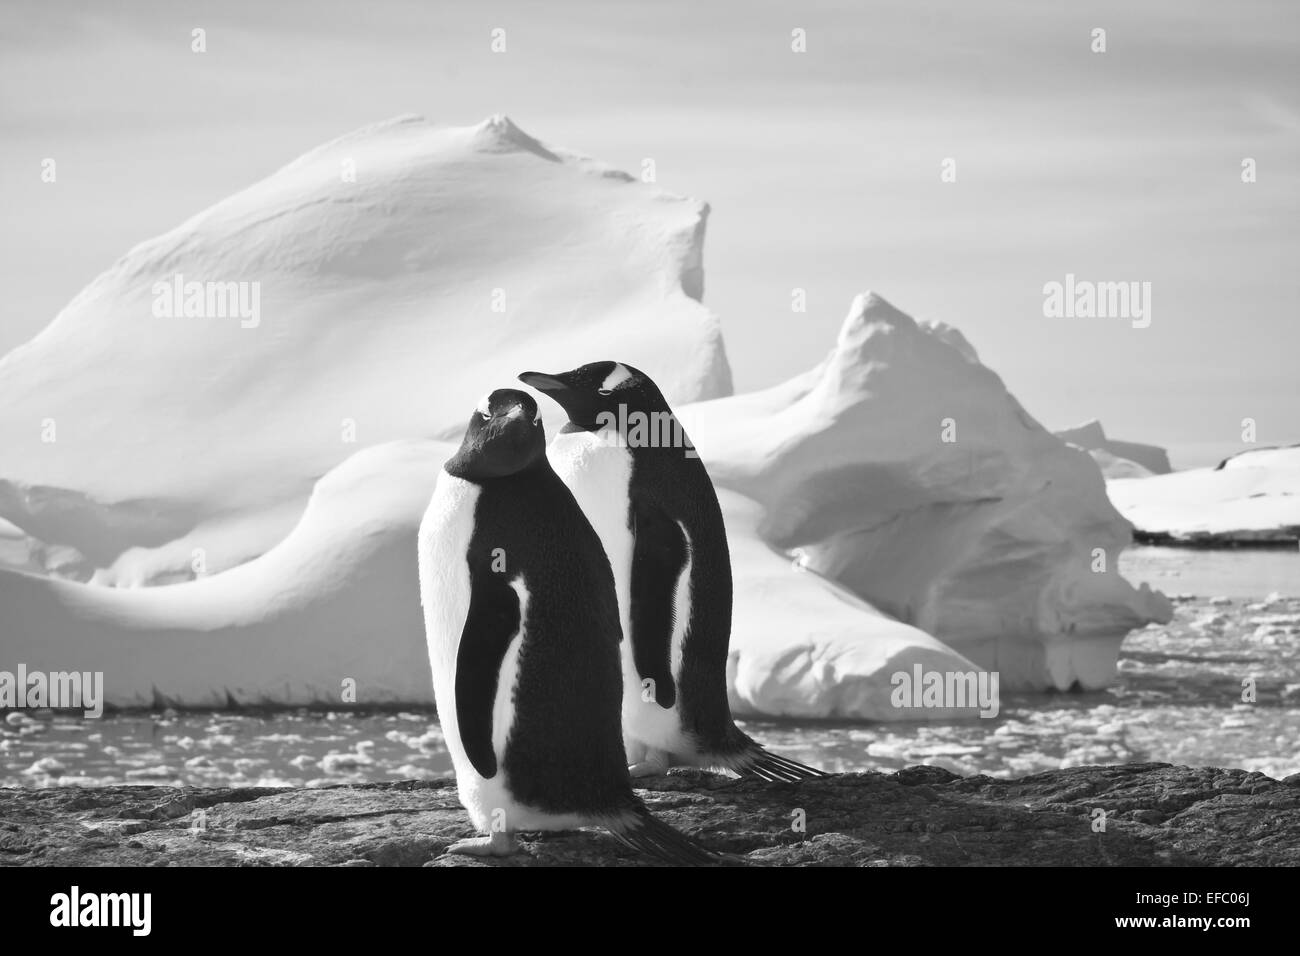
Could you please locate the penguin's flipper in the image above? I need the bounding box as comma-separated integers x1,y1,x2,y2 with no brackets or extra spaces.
455,566,523,779
629,498,688,709
605,804,726,867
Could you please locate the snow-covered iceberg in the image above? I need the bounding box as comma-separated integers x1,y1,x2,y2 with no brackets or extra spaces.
1054,420,1171,479
0,115,729,585
680,293,1172,691
0,441,449,708
0,116,1170,713
1,441,978,718
1109,445,1300,545
722,490,980,720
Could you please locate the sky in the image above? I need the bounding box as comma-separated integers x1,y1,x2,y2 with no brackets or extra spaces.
1,0,1296,468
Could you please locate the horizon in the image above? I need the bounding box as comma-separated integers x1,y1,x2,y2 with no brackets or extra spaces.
2,0,1296,469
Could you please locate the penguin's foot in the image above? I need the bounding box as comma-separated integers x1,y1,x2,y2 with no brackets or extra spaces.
447,830,517,857
628,749,672,778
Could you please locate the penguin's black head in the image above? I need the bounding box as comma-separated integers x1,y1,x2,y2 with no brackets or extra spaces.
445,388,546,480
518,361,668,431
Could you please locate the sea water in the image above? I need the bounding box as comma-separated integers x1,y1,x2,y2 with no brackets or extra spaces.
3,549,1297,787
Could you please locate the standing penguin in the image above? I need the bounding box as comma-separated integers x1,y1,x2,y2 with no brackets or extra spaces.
418,387,719,864
518,364,827,782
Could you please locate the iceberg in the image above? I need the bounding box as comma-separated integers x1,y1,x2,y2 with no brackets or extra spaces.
0,117,1171,712
0,115,729,585
0,441,448,708
0,441,977,718
1054,420,1172,479
680,293,1172,691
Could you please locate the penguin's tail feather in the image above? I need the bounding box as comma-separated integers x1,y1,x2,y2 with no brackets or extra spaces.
729,745,830,783
604,804,724,867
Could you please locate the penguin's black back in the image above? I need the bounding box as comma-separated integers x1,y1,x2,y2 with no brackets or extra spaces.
465,460,634,816
625,429,741,752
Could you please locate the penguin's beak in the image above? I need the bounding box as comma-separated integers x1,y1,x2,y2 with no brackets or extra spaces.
518,370,595,426
518,371,567,393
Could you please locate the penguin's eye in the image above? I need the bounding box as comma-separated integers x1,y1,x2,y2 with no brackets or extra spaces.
479,411,492,421
597,388,613,396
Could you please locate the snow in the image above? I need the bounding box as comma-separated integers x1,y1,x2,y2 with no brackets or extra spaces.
0,114,729,585
0,441,450,708
0,116,1173,713
1109,445,1300,544
1,440,977,719
1054,419,1171,478
679,293,1171,691
722,490,981,720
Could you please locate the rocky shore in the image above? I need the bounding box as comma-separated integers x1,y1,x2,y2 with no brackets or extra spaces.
2,763,1297,866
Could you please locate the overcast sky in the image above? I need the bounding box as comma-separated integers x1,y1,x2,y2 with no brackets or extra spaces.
2,0,1296,467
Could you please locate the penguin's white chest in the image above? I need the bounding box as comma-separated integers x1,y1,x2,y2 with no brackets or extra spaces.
546,430,689,754
418,472,553,831
547,430,635,626
417,472,479,735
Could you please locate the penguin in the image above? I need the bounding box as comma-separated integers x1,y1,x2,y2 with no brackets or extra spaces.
417,387,720,864
518,363,828,782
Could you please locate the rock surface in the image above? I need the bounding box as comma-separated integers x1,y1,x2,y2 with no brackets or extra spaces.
3,764,1295,866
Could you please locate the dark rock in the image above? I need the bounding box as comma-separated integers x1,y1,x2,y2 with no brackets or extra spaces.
1,764,1295,866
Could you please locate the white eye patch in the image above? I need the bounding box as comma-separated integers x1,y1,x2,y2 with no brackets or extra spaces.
475,393,493,418
600,363,633,392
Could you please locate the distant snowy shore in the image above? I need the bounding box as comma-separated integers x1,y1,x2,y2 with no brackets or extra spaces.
1109,446,1300,547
